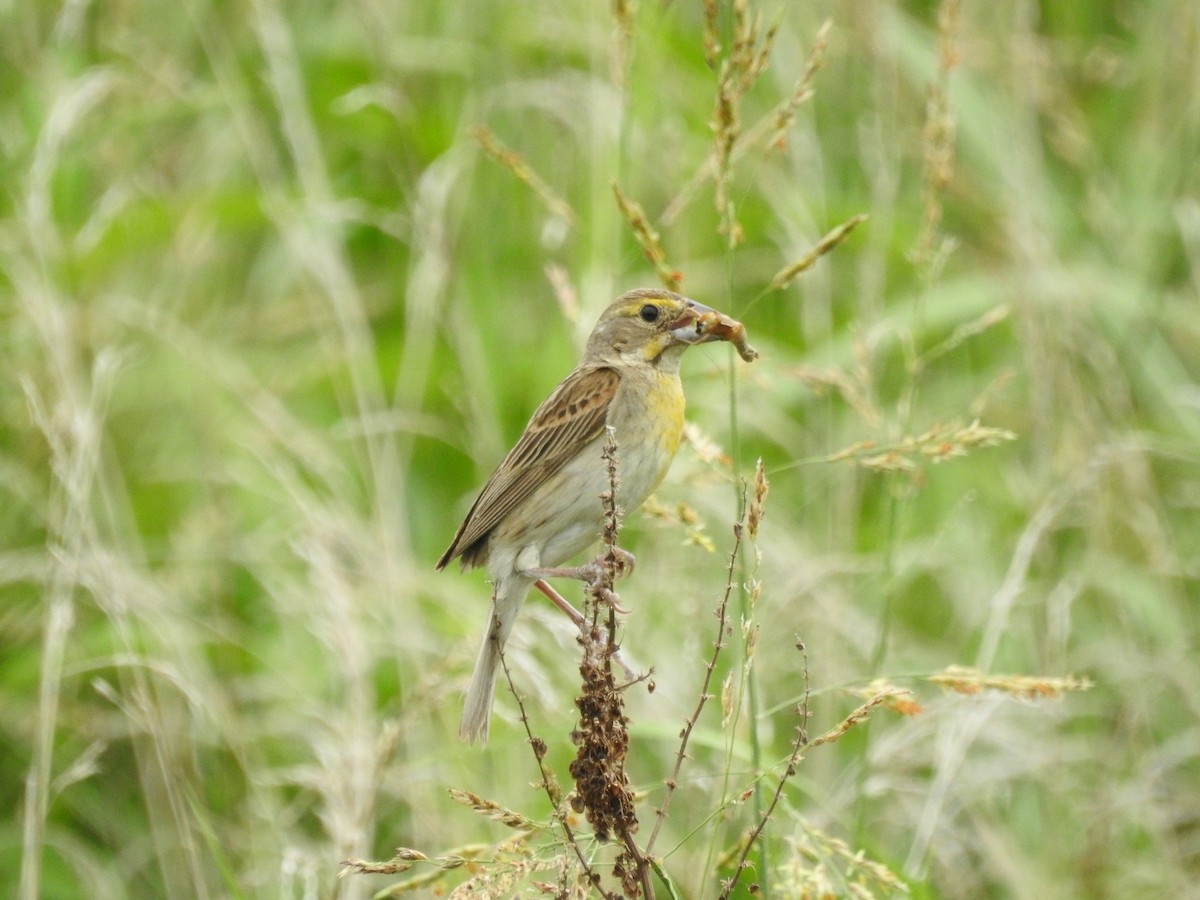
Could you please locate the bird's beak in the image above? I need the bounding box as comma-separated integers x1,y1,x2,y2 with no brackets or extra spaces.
668,301,719,344
668,300,760,361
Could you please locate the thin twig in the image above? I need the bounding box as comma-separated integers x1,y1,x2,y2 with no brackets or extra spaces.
645,500,748,857
718,678,907,898
717,640,811,900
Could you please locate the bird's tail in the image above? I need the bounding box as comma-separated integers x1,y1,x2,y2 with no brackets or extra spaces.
460,577,531,743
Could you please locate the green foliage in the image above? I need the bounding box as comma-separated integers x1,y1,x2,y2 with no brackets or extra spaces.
3,1,1199,898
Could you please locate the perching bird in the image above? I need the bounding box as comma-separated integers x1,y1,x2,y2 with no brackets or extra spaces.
437,288,757,742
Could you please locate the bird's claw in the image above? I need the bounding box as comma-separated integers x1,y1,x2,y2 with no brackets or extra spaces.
609,547,636,579
594,587,630,614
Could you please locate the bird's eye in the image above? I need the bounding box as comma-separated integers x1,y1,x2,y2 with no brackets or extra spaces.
639,304,660,323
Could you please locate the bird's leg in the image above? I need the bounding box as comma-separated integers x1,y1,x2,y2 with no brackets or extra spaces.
533,578,587,626
524,561,603,583
522,564,630,613
521,546,635,583
532,579,638,682
521,547,636,610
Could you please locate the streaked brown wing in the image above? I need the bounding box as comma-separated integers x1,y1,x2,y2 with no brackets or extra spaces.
436,365,620,569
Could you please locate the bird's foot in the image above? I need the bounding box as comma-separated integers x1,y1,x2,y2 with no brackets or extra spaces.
521,547,634,589
606,547,636,579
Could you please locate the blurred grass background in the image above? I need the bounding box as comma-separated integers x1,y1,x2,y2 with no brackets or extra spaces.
3,0,1199,897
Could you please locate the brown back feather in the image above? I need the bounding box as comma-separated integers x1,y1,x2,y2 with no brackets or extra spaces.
435,366,621,570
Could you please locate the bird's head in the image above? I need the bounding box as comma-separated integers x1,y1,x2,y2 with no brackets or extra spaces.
584,288,754,369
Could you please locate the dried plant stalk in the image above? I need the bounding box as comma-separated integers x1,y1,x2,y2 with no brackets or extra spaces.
611,0,636,89
747,458,769,540
766,19,832,152
494,642,613,898
447,789,539,831
768,214,868,291
703,0,721,67
611,181,682,292
912,0,962,269
646,499,749,858
808,689,912,748
664,17,827,227
709,0,778,246
566,430,653,899
816,419,1017,474
929,665,1093,699
472,125,578,227
717,639,811,900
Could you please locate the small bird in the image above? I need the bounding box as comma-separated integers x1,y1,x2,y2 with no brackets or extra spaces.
437,288,757,742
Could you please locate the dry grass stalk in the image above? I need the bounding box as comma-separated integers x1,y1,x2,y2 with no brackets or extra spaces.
809,689,913,749
729,0,777,91
776,825,910,897
717,639,811,899
852,679,927,716
747,457,769,541
339,850,423,878
663,16,826,227
544,263,581,326
447,848,543,900
703,0,721,67
447,789,539,831
611,0,637,89
338,816,585,897
709,0,779,246
645,495,750,858
339,842,503,894
929,665,1093,700
817,419,1016,475
912,0,962,270
568,618,637,848
768,213,869,291
611,180,682,291
472,125,578,228
711,68,741,247
719,673,912,897
765,19,832,152
334,617,606,898
791,358,882,428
